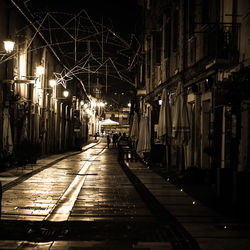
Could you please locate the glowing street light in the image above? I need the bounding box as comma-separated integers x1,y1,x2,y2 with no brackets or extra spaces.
3,40,15,53
63,90,69,98
36,65,45,76
49,79,56,87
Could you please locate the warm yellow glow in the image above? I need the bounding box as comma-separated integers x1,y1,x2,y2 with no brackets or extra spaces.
18,52,27,97
91,100,96,107
97,102,105,107
80,100,84,106
19,52,26,80
36,65,45,76
128,103,131,107
49,79,56,87
4,40,15,53
86,108,94,116
63,90,69,98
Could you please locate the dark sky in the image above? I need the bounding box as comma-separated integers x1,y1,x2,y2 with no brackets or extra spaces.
25,0,142,40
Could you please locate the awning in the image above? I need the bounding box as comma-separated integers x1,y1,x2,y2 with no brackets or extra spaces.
2,108,13,152
136,115,151,157
158,88,172,145
130,112,139,142
101,119,119,126
172,82,190,146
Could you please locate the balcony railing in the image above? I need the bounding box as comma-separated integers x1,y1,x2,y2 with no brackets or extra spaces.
203,24,240,63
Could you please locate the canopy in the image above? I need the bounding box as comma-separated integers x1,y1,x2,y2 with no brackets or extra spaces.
172,82,190,146
2,108,13,152
130,112,139,142
101,119,119,126
136,115,151,157
158,88,172,145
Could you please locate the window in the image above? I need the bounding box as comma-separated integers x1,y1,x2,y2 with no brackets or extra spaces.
154,31,162,65
173,7,179,51
164,19,171,58
202,0,209,24
18,51,27,97
147,48,151,78
188,0,195,36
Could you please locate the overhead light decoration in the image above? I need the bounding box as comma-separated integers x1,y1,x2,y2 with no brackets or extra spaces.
53,69,73,89
4,40,15,53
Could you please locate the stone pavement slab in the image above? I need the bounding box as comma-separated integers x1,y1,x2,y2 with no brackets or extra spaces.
124,159,250,250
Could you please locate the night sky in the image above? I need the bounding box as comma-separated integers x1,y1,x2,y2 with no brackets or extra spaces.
25,0,142,40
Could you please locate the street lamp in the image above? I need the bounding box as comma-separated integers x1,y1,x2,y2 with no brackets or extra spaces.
158,97,162,105
3,40,15,53
36,65,45,76
49,79,56,87
63,90,69,98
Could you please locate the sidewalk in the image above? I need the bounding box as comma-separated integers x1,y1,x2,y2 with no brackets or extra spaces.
0,139,100,189
123,156,250,250
1,140,250,250
150,166,250,220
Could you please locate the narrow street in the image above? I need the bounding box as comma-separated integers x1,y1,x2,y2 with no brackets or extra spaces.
1,138,250,249
0,139,172,249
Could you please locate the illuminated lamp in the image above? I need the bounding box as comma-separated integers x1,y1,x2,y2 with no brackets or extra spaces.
63,90,69,98
49,79,56,87
4,40,15,53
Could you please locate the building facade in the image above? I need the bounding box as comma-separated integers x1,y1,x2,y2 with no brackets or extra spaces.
0,0,89,166
136,0,250,203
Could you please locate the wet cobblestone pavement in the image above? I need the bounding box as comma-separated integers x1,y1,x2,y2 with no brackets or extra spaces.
0,139,250,249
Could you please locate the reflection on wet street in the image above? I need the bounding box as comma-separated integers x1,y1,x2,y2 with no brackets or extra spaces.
1,140,250,250
1,142,154,223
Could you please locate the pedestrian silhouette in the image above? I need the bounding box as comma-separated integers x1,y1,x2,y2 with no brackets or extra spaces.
107,135,111,148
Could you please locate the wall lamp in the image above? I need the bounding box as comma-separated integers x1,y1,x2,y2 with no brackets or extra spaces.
36,65,45,76
63,90,69,98
158,97,162,106
4,40,15,53
49,79,57,87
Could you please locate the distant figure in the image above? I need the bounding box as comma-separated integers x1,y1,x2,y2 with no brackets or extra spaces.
94,133,97,140
118,132,129,147
112,133,118,148
107,135,111,148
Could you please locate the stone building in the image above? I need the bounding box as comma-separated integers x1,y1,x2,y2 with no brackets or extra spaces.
0,0,89,165
135,0,250,203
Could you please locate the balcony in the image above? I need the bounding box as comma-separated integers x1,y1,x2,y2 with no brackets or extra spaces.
202,24,240,67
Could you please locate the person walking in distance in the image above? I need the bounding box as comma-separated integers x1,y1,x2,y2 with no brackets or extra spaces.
107,135,111,148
